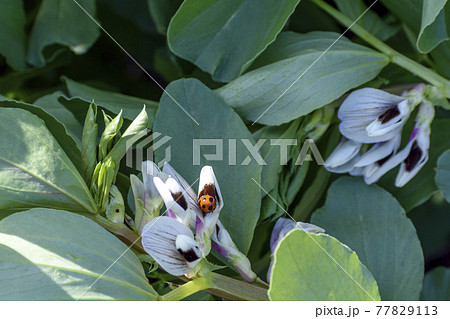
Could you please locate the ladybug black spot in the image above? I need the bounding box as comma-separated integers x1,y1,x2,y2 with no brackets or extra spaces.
202,204,206,209
208,205,213,211
209,197,214,202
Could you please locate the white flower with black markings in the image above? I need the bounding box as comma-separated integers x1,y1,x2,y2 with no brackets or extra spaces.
338,86,423,143
363,101,434,187
153,163,224,255
142,216,202,277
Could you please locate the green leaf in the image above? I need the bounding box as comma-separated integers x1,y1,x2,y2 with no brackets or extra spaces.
0,96,82,170
254,119,301,193
216,31,389,125
421,267,450,301
334,0,399,41
60,77,157,125
0,0,27,70
0,108,96,217
269,229,380,301
379,119,450,212
27,0,100,67
311,177,424,300
34,91,84,142
416,0,449,53
147,0,183,34
435,149,450,203
154,78,262,253
167,0,301,82
380,0,423,34
0,208,157,300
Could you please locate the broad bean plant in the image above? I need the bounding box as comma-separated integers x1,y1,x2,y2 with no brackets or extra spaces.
0,0,449,301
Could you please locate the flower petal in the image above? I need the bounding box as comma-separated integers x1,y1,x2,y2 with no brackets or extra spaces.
364,142,411,184
355,134,401,167
325,138,361,168
153,176,191,225
365,100,411,137
198,166,224,211
163,162,198,209
211,220,257,282
141,216,195,276
338,88,404,119
338,88,405,143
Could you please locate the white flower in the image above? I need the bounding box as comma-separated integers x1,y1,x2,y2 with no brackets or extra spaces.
130,161,168,234
153,163,224,255
353,134,402,184
142,216,202,277
324,138,362,173
338,88,412,143
364,101,434,186
211,220,257,282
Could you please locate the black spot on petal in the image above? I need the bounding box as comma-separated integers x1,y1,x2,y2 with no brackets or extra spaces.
378,107,400,124
404,141,422,172
177,248,200,262
172,192,188,210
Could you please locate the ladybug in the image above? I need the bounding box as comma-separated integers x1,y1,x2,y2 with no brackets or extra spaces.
198,195,216,213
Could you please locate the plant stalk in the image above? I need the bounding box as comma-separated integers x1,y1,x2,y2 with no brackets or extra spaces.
167,273,269,301
309,0,450,97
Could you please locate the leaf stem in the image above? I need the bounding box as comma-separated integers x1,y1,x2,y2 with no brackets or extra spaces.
167,273,269,301
90,214,145,253
160,277,210,301
309,0,450,97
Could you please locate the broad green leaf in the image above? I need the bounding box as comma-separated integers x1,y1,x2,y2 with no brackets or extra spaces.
154,78,262,253
0,0,27,70
435,149,450,203
269,229,380,301
421,267,450,301
0,96,82,170
0,108,96,217
60,77,157,126
311,177,424,300
34,91,83,142
334,0,399,41
167,0,301,82
416,0,449,53
0,209,157,300
380,119,450,212
148,0,183,34
216,31,388,125
27,0,100,67
380,0,423,34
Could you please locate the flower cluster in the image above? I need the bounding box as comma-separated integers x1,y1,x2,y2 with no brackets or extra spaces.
133,161,257,282
325,85,435,187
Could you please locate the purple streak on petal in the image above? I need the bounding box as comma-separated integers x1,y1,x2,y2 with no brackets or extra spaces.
409,127,419,142
195,216,204,235
167,209,175,219
211,241,228,257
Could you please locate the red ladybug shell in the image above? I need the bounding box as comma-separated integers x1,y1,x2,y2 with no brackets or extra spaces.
198,195,216,213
